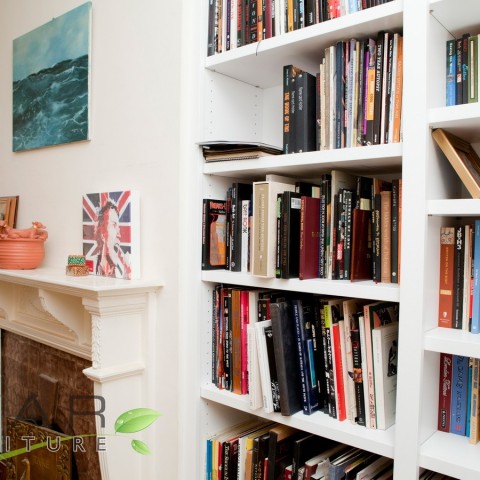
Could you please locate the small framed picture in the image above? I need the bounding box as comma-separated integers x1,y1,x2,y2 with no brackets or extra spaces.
432,128,480,198
0,196,19,227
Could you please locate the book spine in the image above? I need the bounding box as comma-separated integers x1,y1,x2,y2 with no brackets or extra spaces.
230,185,238,270
335,41,345,149
380,190,392,283
292,300,319,415
446,39,456,106
362,308,376,429
343,189,353,280
372,192,381,283
365,38,376,145
438,226,455,328
390,179,399,283
392,35,403,143
240,290,250,394
283,66,292,153
469,357,480,444
468,35,478,103
249,0,258,43
241,200,250,273
324,305,337,418
462,33,469,105
450,355,469,435
453,226,465,329
332,322,347,421
455,37,463,105
265,325,281,412
469,220,480,333
276,193,283,278
373,31,384,145
351,325,366,426
438,353,453,432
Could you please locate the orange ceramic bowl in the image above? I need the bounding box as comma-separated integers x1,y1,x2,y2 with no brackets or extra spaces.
0,238,46,269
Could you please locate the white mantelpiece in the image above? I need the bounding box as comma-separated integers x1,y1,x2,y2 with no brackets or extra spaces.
0,268,162,480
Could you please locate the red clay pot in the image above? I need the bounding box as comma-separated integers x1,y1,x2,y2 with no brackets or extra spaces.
0,238,46,269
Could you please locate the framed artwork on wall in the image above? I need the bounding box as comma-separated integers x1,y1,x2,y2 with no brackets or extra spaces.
12,2,92,152
0,196,19,227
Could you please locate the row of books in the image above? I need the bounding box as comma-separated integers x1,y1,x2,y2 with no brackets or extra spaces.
211,285,400,430
446,32,480,106
284,30,403,153
206,420,395,480
202,172,402,284
438,353,480,444
437,221,480,333
206,0,395,56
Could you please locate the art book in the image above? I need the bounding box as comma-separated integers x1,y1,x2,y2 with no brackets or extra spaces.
82,190,140,280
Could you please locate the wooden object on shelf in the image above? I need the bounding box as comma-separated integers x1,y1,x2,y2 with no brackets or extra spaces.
432,128,480,198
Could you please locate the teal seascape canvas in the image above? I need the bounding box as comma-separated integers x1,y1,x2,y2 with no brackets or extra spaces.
13,2,92,152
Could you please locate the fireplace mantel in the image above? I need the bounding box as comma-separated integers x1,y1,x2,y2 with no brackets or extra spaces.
0,267,162,480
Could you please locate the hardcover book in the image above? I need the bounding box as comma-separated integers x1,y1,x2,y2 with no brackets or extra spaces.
372,322,399,430
299,196,320,280
270,301,303,416
438,353,452,432
438,226,455,328
83,190,140,279
252,179,296,278
450,354,469,435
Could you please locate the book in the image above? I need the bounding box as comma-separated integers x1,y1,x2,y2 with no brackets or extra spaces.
350,312,367,426
431,128,480,199
266,424,300,480
446,39,456,106
291,434,334,480
270,301,303,416
468,34,478,103
469,357,480,444
438,352,453,432
252,179,296,278
363,301,399,428
255,320,275,413
83,190,140,279
372,322,399,430
295,69,317,153
200,141,283,162
380,190,392,283
342,298,367,423
355,456,392,480
292,298,319,415
373,31,385,145
280,191,302,278
471,220,480,334
230,182,253,272
390,178,400,283
265,324,281,412
302,443,345,480
350,208,373,281
452,225,465,329
299,196,320,280
438,226,455,328
450,354,469,436
252,431,271,480
327,447,363,480
247,323,264,410
201,198,227,271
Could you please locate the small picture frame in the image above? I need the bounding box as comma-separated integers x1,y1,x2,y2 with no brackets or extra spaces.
432,128,480,198
0,196,19,227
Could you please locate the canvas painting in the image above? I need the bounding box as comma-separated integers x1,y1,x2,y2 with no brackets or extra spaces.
13,2,92,152
82,191,140,280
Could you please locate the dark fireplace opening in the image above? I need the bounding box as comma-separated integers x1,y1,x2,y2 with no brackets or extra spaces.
1,331,101,480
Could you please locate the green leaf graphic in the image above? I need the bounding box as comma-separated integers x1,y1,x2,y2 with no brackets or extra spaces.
114,408,161,433
131,439,151,455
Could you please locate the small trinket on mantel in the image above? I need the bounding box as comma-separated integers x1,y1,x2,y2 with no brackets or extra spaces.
65,255,89,276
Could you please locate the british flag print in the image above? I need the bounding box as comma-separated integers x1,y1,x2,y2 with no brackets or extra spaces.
82,190,140,279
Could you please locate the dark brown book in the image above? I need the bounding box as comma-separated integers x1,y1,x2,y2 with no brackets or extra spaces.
350,208,373,281
299,196,320,280
266,424,300,480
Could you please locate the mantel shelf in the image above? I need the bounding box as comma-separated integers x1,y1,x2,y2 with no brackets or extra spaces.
0,267,162,298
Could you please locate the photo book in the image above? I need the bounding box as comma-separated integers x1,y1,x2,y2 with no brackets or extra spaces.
82,190,140,280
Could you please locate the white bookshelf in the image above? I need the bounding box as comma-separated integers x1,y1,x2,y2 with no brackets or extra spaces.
180,0,480,478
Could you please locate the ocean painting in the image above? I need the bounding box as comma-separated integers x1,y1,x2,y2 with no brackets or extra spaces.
13,2,92,152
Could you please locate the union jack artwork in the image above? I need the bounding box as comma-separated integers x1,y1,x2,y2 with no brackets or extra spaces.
82,190,140,279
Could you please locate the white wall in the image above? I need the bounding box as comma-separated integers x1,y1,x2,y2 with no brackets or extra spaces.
0,0,182,476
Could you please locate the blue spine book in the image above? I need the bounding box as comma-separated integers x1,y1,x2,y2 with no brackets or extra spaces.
446,39,456,106
471,220,480,333
450,354,469,436
292,299,319,415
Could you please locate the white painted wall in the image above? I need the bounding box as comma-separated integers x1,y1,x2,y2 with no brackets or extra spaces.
0,0,182,477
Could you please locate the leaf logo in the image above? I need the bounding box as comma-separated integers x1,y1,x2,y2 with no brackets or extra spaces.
114,408,161,455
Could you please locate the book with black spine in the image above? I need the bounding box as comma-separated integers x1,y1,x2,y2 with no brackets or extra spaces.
230,182,253,272
292,298,319,415
281,191,302,279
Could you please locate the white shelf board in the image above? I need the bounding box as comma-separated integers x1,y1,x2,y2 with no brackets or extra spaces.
205,2,403,88
201,384,395,458
428,0,480,38
427,199,480,216
424,327,480,358
201,270,400,302
420,431,480,480
203,144,402,179
429,104,480,143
